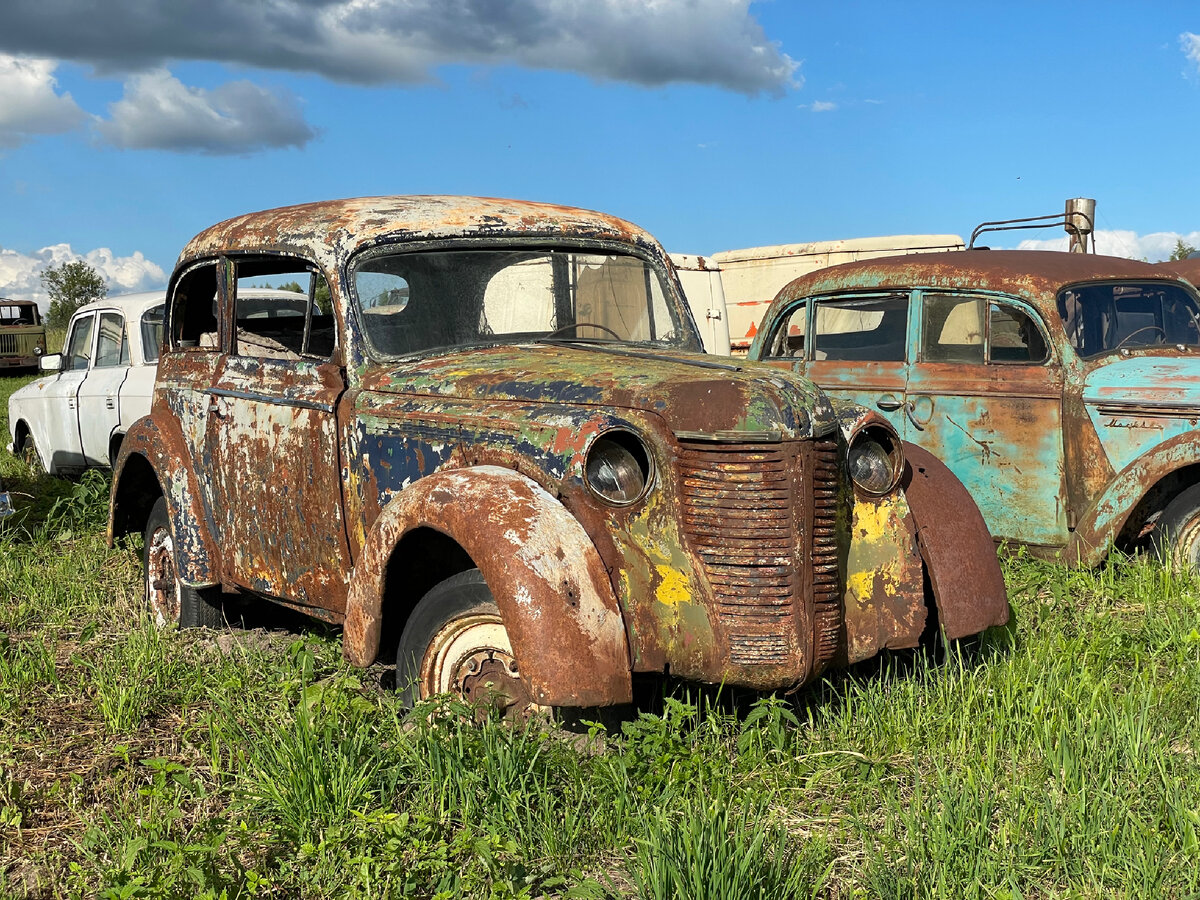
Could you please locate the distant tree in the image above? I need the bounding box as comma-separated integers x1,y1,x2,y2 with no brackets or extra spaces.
42,260,107,329
1169,239,1197,262
275,280,304,294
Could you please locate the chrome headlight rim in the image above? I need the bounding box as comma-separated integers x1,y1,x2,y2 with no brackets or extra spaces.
584,429,654,507
846,422,903,497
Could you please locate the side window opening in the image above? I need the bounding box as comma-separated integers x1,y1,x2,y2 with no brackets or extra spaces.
65,314,95,370
762,303,807,359
989,302,1048,364
140,305,164,362
924,295,984,364
922,294,1049,366
233,258,334,360
171,262,220,350
811,295,908,362
95,312,126,368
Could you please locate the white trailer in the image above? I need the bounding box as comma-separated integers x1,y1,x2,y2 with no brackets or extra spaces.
710,235,964,352
669,253,731,355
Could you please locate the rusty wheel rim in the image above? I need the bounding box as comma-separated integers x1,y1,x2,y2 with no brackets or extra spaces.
420,613,540,717
146,524,181,627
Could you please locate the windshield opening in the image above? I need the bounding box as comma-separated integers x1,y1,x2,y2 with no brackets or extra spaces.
353,247,689,358
1058,281,1200,358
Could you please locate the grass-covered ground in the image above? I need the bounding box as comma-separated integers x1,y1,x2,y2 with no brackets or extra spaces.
1,372,1198,899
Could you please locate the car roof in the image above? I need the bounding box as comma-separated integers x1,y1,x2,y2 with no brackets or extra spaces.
1157,257,1200,285
176,195,661,269
753,250,1200,347
0,298,39,307
73,291,166,318
773,250,1177,304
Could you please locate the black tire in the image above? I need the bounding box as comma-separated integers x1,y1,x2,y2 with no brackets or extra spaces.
1154,483,1200,571
143,497,224,629
396,568,537,716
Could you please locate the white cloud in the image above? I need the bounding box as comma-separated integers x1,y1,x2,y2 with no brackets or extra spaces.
808,100,837,112
0,244,165,310
96,69,316,154
0,0,798,95
0,54,85,147
1181,32,1200,69
1015,230,1200,261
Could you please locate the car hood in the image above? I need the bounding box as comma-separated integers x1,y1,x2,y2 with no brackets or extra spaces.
358,343,836,439
1082,356,1200,412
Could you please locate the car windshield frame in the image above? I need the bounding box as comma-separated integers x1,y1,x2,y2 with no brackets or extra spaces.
349,239,697,362
1057,279,1200,359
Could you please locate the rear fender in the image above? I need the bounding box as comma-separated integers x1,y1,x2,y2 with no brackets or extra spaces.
344,466,632,706
108,415,221,587
901,442,1009,638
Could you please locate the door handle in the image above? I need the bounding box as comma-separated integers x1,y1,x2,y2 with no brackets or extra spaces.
876,395,902,411
904,401,924,431
904,397,935,432
105,398,115,410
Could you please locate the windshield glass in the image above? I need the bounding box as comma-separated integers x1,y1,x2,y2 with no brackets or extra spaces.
353,248,689,358
1058,281,1200,358
0,303,39,326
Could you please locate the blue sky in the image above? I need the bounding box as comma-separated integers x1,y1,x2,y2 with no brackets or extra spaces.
2,1,1199,305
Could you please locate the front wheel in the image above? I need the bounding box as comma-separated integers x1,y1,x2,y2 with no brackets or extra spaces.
143,497,224,628
396,569,541,718
19,432,44,475
1153,483,1200,571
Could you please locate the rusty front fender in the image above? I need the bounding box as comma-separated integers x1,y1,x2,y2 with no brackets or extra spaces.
1066,431,1200,566
901,442,1009,639
344,465,633,706
108,415,221,587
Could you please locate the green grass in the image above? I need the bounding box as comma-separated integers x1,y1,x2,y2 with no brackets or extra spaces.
1,373,1199,898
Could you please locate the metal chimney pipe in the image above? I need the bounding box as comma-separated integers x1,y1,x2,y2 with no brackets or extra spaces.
1064,198,1095,253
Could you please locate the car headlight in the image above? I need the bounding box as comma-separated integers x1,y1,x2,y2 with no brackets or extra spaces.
847,424,902,495
585,430,652,505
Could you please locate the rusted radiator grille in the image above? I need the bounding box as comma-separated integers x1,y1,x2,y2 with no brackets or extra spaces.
0,332,38,355
677,438,844,669
676,441,799,665
810,439,842,667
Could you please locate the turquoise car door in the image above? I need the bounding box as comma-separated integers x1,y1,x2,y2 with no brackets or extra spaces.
905,291,1068,548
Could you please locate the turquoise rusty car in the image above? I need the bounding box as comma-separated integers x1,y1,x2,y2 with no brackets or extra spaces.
751,249,1200,569
107,196,1006,714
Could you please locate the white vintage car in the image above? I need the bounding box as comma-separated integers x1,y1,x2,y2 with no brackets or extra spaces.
8,291,165,474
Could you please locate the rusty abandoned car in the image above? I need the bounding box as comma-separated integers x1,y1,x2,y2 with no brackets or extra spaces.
751,249,1200,569
107,196,1007,713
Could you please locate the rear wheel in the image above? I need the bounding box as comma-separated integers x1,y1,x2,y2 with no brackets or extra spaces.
396,569,541,718
1154,484,1200,571
143,497,224,628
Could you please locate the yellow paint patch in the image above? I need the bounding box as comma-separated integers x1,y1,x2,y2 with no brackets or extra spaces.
846,569,877,603
853,499,895,540
655,564,691,608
